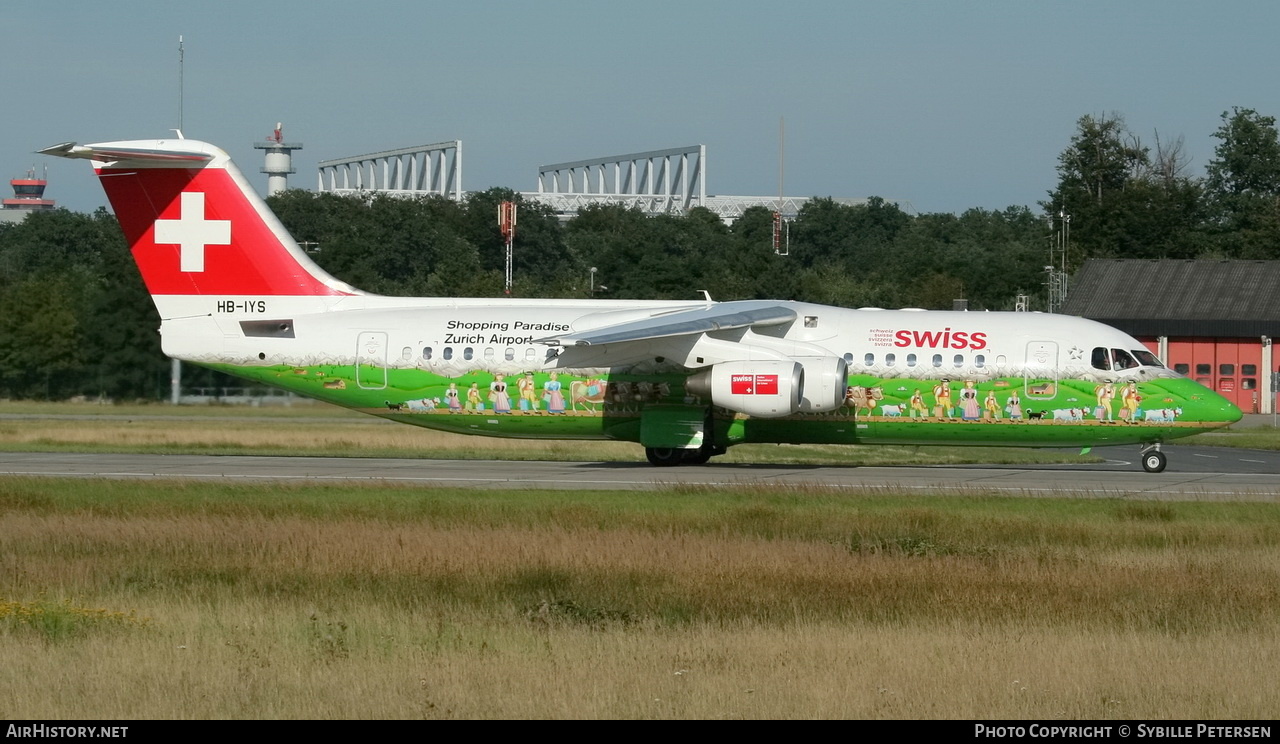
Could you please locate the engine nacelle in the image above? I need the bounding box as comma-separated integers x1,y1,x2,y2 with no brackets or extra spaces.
795,356,849,413
685,360,803,418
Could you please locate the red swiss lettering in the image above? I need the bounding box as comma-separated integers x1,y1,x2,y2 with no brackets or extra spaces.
888,329,988,350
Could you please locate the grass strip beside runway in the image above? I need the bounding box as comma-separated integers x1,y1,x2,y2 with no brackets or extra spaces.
0,476,1276,719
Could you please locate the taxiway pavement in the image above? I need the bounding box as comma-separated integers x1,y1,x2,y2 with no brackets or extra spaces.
1,449,1276,501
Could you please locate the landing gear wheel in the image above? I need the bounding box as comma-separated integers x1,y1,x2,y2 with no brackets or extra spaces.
681,448,712,465
645,447,684,467
1142,450,1167,473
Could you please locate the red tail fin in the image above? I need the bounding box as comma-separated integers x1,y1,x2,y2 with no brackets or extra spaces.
41,139,355,298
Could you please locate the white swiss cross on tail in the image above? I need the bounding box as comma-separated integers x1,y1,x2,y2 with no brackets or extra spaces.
154,192,231,272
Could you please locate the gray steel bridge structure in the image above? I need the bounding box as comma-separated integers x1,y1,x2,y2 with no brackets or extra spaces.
315,141,875,222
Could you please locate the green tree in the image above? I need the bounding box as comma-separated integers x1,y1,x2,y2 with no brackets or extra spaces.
564,203,666,298
1206,108,1280,198
1044,112,1151,263
0,276,82,398
0,208,167,400
461,188,576,297
1045,112,1219,265
790,196,909,271
1203,107,1280,258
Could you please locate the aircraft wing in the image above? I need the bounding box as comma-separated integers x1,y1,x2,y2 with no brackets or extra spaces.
543,302,797,348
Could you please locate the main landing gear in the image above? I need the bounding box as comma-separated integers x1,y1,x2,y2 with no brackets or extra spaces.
1140,443,1167,473
644,445,719,467
645,447,684,466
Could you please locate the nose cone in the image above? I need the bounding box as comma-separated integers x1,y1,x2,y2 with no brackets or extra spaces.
1167,378,1242,427
1217,394,1244,425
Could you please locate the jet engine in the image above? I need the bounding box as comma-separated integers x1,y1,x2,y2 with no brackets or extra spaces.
684,360,808,418
794,355,848,413
684,356,848,417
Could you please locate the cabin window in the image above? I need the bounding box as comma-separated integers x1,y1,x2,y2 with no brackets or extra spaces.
1243,378,1257,390
1132,349,1163,367
1174,363,1190,374
953,354,964,368
1219,364,1235,376
484,348,495,362
1111,349,1138,370
443,347,453,361
525,348,537,361
1091,347,1111,371
975,354,985,368
422,347,433,360
864,353,875,367
996,355,1007,366
505,348,515,361
932,354,942,368
804,316,818,328
401,347,413,361
885,353,896,367
842,352,854,364
906,353,917,367
463,347,474,361
1243,364,1258,375
1196,363,1211,376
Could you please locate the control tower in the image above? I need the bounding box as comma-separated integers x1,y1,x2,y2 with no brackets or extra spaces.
253,123,302,196
0,166,56,224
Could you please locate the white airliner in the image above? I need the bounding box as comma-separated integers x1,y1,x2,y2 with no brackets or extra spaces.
43,137,1242,471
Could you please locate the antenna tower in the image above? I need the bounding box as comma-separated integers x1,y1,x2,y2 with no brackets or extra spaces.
499,201,517,294
773,117,789,256
1045,210,1070,312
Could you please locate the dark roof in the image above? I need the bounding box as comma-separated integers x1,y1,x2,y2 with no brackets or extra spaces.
1061,259,1280,338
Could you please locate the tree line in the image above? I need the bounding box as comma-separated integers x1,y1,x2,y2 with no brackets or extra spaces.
2,107,1278,400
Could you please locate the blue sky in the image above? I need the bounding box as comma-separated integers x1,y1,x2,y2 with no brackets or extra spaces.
5,1,1279,216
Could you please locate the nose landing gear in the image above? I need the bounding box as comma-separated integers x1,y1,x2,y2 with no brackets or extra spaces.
1140,443,1167,473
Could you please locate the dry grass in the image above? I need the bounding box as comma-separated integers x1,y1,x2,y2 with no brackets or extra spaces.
0,416,1101,465
1184,428,1280,450
0,417,646,460
0,399,360,418
3,606,1275,719
0,477,1277,718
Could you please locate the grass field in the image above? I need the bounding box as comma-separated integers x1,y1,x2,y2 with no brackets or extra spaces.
0,400,1112,465
1,401,1277,719
1181,428,1280,450
3,401,1275,463
0,476,1277,719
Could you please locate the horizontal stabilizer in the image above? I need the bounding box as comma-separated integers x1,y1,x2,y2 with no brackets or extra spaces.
39,141,215,166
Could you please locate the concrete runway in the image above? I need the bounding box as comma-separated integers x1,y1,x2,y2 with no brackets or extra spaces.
1,447,1277,501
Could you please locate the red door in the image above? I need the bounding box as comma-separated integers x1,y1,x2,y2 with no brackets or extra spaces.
1164,337,1262,411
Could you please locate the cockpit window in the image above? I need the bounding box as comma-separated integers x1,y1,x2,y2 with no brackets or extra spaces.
1091,347,1111,371
1111,349,1138,370
1131,349,1163,368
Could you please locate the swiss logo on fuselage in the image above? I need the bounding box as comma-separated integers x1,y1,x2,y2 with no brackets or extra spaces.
893,328,988,350
731,374,779,395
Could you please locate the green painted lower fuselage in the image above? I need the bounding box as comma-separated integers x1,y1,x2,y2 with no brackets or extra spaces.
208,362,1240,452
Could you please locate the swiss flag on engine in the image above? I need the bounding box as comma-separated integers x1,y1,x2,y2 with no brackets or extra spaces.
731,374,779,395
